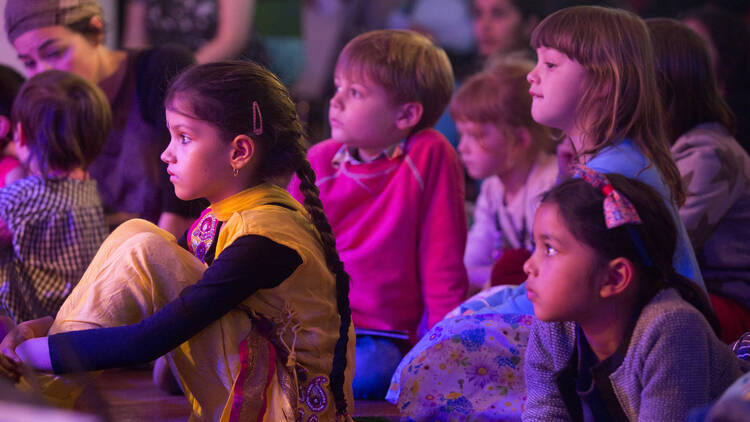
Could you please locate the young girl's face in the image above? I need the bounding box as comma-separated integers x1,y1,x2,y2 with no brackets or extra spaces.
527,47,589,138
524,201,605,322
456,120,526,180
472,0,524,57
162,97,236,203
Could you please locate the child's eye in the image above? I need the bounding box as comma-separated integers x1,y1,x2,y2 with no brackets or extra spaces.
22,60,35,70
544,243,557,256
179,134,192,144
545,62,557,69
350,88,361,98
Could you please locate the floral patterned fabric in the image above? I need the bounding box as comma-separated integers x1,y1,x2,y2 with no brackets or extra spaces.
386,313,533,421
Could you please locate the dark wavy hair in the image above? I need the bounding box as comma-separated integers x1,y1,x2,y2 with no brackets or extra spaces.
165,61,352,416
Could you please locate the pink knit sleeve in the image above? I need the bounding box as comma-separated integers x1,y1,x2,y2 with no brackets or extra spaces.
414,132,469,329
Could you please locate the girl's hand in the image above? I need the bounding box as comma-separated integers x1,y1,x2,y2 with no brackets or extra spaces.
0,316,53,380
0,349,22,382
556,137,576,183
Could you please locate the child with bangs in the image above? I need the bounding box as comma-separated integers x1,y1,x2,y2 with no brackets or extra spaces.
288,29,469,399
387,6,711,420
458,5,705,316
453,59,557,293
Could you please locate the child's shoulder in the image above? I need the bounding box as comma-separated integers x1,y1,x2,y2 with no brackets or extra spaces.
633,288,714,346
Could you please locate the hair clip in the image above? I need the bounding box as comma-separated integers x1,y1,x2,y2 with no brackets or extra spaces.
574,165,653,267
252,101,263,136
573,165,642,229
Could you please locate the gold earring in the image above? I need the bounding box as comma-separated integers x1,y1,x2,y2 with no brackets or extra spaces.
232,167,239,177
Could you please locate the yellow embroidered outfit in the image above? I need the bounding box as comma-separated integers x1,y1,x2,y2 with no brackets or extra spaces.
48,183,355,421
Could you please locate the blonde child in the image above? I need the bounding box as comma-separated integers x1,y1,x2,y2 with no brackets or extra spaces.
0,71,108,333
288,29,469,399
0,62,355,421
523,169,744,421
452,59,556,292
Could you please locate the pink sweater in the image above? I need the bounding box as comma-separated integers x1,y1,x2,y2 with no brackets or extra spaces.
289,129,469,340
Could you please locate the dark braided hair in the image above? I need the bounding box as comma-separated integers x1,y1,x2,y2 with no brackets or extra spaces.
166,61,352,416
541,174,720,335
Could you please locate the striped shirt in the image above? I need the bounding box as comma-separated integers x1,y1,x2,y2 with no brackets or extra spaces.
0,176,107,322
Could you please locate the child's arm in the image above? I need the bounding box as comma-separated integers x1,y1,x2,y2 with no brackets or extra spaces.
24,235,300,374
0,316,54,379
464,181,501,291
523,319,573,421
417,139,469,327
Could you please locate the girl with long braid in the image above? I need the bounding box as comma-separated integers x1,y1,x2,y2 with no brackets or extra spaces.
0,61,355,422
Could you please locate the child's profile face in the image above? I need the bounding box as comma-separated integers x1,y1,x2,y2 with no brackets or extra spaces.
162,97,236,204
329,70,406,160
13,26,100,83
456,120,525,180
527,47,589,138
524,202,605,323
473,0,524,57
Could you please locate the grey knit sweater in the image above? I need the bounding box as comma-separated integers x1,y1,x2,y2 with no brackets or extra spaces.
523,289,746,421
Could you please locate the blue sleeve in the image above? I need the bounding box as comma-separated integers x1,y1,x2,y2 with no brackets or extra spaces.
461,282,535,315
48,235,302,373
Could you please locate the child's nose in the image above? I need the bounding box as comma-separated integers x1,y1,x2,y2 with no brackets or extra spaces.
160,143,174,164
522,254,537,278
527,67,538,84
330,92,343,110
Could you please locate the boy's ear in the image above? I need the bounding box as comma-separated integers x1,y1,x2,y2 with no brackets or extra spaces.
394,102,424,131
0,116,10,140
599,257,635,299
229,134,255,170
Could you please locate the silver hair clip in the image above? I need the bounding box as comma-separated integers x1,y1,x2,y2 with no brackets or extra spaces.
252,101,263,136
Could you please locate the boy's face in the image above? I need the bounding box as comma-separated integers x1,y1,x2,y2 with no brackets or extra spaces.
329,70,406,160
456,120,525,180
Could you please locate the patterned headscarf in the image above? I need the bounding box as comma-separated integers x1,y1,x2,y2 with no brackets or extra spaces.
5,0,103,44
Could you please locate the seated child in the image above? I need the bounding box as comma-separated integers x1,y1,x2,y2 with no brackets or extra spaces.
452,58,557,293
648,18,750,343
0,65,25,189
0,62,354,421
523,168,744,421
0,70,108,331
288,29,469,399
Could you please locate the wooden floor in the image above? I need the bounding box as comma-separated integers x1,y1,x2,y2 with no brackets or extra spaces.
70,368,399,421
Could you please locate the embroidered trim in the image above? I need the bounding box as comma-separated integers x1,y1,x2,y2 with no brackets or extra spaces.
189,209,219,263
